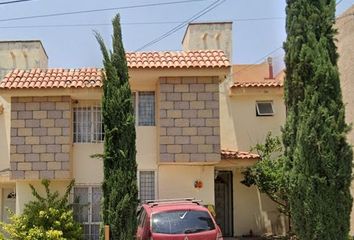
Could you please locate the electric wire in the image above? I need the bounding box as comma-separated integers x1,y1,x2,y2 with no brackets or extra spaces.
135,0,226,51
0,0,208,23
0,0,33,5
0,17,286,29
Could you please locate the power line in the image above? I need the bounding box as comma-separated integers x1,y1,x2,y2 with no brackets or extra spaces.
136,0,226,51
0,0,33,5
0,17,286,29
0,0,208,23
336,0,345,6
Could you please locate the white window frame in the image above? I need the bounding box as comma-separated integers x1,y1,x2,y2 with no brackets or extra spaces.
73,102,103,143
137,170,157,202
72,185,102,240
132,91,156,126
256,101,275,116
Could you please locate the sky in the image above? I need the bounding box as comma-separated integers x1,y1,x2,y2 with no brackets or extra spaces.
0,0,353,71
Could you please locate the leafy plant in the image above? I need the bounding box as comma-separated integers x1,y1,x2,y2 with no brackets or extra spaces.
0,179,82,240
241,132,289,215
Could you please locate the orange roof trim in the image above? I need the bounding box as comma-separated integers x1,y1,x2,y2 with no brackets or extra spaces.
0,50,230,90
231,80,284,88
221,149,260,160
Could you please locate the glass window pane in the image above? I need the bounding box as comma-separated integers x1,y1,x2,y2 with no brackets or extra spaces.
139,171,155,202
73,187,89,222
91,224,100,240
92,187,102,222
73,107,92,142
152,210,215,234
138,92,155,126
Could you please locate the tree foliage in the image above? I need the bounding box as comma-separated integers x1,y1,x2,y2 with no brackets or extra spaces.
241,132,289,215
0,179,82,240
283,0,352,239
95,14,138,240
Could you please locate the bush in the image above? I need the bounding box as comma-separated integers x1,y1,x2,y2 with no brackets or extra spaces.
0,179,82,240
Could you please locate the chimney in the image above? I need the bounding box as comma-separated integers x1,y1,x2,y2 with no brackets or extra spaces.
267,57,274,79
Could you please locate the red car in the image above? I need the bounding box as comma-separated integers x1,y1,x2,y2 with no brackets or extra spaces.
136,198,223,240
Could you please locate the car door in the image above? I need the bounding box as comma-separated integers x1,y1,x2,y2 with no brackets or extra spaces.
136,208,147,240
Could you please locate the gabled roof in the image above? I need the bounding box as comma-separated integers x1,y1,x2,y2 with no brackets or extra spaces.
221,149,260,160
0,50,230,90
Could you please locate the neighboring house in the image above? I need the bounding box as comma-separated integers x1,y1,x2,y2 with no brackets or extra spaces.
0,23,287,239
337,4,354,236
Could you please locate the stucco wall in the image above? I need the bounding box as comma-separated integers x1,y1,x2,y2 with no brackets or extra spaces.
220,86,285,151
10,96,71,180
0,96,11,172
159,76,221,163
16,180,69,214
158,165,214,205
337,5,354,235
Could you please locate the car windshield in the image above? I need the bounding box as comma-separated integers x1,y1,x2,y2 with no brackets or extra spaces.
152,210,215,234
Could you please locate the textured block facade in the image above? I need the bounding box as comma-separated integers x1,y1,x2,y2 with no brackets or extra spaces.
159,77,221,162
10,96,71,180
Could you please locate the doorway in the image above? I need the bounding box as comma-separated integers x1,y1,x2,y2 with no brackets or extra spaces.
214,170,233,237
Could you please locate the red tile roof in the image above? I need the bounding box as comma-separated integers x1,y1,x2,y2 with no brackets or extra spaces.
0,50,230,89
221,149,260,160
231,80,283,88
0,68,103,89
126,50,230,69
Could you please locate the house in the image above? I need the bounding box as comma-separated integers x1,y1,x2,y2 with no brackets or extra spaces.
0,22,287,239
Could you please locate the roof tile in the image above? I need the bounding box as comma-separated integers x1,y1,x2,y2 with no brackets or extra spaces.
0,50,229,89
221,149,260,160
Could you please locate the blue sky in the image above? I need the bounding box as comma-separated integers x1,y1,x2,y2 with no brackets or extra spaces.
0,0,353,70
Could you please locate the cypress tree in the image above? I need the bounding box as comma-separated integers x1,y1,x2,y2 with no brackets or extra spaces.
283,1,352,239
95,14,138,239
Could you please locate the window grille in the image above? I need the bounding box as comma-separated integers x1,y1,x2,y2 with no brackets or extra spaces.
139,171,155,202
256,101,274,116
73,186,102,240
138,92,155,126
73,103,104,143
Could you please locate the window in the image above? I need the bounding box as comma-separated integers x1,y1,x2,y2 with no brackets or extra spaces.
73,103,103,143
73,186,102,240
139,171,155,202
152,210,215,234
132,91,155,126
256,101,274,116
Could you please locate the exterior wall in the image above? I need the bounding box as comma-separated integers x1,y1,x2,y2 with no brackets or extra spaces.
182,22,233,61
158,165,214,205
337,5,354,235
220,87,285,150
0,96,11,172
73,127,157,185
15,180,69,214
233,168,286,236
159,77,221,163
10,96,71,180
0,41,48,79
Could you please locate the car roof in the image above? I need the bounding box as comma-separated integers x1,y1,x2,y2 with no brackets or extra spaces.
142,201,208,215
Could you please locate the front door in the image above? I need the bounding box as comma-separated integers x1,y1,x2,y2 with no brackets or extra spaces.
214,171,233,237
2,188,16,223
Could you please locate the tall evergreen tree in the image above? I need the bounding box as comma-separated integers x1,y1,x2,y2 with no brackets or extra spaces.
283,1,352,239
95,14,138,240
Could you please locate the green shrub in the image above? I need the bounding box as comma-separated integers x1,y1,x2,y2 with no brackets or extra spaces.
0,179,82,240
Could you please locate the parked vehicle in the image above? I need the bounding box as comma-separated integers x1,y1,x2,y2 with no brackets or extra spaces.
136,198,223,240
